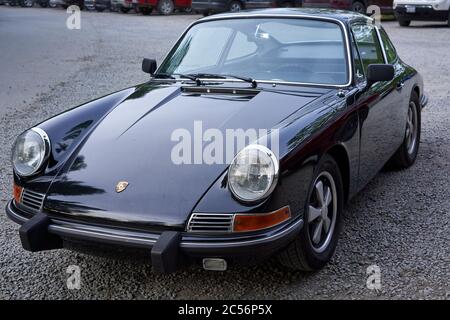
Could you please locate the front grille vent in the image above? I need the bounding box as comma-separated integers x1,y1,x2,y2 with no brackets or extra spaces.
187,213,235,233
20,189,45,212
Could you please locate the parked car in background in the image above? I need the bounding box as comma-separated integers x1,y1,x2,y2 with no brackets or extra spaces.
192,0,275,16
19,0,35,6
85,0,111,10
303,0,393,14
111,0,135,12
61,0,84,9
49,0,64,7
137,0,191,15
36,0,58,6
394,0,450,26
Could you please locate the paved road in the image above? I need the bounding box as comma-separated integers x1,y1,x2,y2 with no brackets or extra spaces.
0,7,449,300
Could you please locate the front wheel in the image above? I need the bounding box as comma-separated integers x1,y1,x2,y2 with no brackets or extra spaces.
228,1,242,12
389,92,421,169
351,1,366,14
120,6,130,13
278,154,343,271
157,0,174,15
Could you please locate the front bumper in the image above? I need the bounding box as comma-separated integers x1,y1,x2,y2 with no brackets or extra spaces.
394,4,449,21
6,200,303,273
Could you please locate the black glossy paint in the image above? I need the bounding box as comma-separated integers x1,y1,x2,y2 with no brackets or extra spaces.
10,9,425,244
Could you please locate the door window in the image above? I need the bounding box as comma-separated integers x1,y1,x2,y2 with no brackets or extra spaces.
351,24,385,73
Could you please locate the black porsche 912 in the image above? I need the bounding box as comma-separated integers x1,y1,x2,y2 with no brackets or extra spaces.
7,9,427,273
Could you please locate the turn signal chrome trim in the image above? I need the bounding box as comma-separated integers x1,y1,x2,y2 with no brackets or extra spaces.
233,206,291,232
13,183,23,204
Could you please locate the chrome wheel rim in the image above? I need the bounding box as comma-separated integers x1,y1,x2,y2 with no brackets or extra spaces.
161,0,173,14
230,3,241,12
307,171,337,253
352,3,365,13
406,101,418,155
25,0,33,6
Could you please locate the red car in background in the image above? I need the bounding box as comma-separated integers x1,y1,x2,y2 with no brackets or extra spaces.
302,0,393,14
137,0,191,15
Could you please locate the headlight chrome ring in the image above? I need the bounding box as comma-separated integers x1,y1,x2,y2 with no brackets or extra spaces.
227,144,279,204
12,127,51,177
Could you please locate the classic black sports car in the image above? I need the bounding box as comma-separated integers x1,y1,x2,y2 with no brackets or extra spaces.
7,9,427,273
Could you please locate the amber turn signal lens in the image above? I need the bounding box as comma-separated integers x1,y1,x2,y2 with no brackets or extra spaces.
233,206,291,232
13,183,23,204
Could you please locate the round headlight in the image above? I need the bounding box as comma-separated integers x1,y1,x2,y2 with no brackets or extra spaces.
228,145,279,203
12,128,50,177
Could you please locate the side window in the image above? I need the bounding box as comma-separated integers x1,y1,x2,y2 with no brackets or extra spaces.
379,29,397,64
351,35,365,82
351,24,385,73
227,31,257,61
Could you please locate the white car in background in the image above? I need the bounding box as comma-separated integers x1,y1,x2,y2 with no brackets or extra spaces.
394,0,450,26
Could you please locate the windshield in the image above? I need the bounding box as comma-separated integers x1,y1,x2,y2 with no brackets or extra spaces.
157,18,349,86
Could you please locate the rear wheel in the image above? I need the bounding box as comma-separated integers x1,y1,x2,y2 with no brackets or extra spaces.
389,92,421,169
20,0,34,7
202,10,210,16
229,1,242,12
95,6,104,11
278,154,343,271
120,6,130,13
157,0,174,15
351,1,366,14
398,19,411,27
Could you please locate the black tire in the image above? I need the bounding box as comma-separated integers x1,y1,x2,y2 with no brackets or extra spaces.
157,0,174,15
389,92,421,169
351,1,366,14
120,6,130,13
95,6,104,11
39,1,48,7
228,0,242,12
202,10,210,16
398,19,411,27
278,154,344,271
139,6,152,15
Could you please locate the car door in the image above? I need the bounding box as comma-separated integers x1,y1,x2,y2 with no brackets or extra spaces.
351,23,399,188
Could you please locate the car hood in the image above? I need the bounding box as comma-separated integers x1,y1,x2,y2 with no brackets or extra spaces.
45,83,325,229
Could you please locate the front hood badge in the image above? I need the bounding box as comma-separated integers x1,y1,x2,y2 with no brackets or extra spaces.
115,181,129,193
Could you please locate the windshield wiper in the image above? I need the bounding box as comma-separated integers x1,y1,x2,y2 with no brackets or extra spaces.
153,73,257,88
189,73,258,88
153,73,201,85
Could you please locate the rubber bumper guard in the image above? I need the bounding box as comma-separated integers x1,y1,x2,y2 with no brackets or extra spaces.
19,213,63,252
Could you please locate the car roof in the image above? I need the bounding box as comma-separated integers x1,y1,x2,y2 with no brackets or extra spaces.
200,8,372,25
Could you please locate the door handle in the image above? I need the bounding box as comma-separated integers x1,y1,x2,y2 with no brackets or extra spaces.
396,81,405,90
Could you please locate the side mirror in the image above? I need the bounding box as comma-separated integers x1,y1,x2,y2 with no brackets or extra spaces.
366,64,394,88
142,58,157,75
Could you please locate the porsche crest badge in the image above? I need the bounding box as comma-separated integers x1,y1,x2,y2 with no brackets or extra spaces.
115,181,129,193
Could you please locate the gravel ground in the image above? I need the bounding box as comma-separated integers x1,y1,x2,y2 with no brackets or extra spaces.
0,7,449,300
